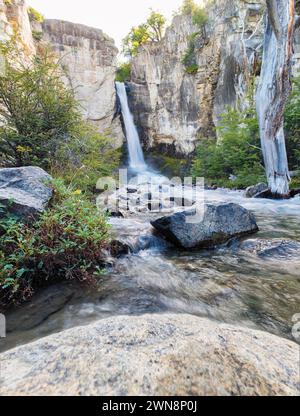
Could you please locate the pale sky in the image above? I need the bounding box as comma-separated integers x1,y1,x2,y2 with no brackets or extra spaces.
27,0,186,52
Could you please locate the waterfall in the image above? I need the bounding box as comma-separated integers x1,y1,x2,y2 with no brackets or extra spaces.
116,82,147,171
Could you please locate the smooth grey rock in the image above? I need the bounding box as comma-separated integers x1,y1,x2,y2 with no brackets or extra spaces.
0,314,298,396
0,167,53,218
151,203,259,249
245,183,269,198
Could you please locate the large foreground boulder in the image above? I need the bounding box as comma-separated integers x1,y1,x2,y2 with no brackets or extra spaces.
0,167,53,219
0,314,298,396
151,203,259,249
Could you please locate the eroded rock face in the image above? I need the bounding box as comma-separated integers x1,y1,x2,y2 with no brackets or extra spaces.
151,203,258,249
40,20,124,148
0,313,299,396
0,166,53,218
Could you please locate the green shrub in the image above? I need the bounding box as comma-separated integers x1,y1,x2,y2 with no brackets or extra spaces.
284,73,300,170
0,180,110,308
28,7,44,23
52,126,121,192
180,0,208,29
191,106,266,189
32,30,43,42
116,62,131,82
182,41,199,74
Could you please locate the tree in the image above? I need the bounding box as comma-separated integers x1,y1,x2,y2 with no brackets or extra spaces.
122,11,166,57
123,24,150,57
146,11,166,42
256,0,296,196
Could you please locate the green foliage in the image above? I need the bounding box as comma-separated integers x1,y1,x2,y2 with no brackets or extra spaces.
123,10,166,57
284,73,300,171
180,1,208,75
116,62,132,82
191,106,266,189
52,126,121,192
182,42,198,74
147,151,191,178
0,39,83,168
32,30,43,42
182,37,200,75
0,180,110,307
180,0,208,28
28,7,44,23
0,38,121,190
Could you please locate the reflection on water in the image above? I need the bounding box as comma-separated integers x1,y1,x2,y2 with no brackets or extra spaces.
1,189,300,352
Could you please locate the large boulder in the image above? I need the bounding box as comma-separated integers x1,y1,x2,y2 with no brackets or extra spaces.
151,203,259,249
0,167,53,219
0,314,298,396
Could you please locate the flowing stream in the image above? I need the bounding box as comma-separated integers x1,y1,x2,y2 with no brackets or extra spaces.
1,88,300,353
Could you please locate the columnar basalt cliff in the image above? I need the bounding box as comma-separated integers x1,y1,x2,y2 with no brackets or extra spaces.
129,0,300,156
40,20,124,147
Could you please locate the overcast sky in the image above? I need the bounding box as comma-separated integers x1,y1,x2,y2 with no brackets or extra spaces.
27,0,187,52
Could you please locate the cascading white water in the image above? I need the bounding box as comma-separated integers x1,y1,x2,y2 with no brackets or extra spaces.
116,81,147,171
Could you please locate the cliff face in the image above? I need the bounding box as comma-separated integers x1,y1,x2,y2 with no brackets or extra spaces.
40,20,124,147
129,0,299,155
0,0,35,57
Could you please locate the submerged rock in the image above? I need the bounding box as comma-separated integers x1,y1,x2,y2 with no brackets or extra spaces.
0,167,53,219
245,183,269,198
239,239,300,259
0,314,298,396
151,203,258,249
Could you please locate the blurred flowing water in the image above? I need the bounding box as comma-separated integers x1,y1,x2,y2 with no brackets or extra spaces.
1,188,300,352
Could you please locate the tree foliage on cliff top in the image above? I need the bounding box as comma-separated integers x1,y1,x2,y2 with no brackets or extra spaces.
123,10,166,57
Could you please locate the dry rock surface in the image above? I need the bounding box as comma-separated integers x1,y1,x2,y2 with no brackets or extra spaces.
0,314,299,396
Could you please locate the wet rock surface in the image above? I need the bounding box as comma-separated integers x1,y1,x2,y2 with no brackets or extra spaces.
151,203,259,249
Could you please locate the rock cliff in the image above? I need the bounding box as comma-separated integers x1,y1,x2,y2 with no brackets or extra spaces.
129,0,299,155
40,20,124,147
0,0,35,58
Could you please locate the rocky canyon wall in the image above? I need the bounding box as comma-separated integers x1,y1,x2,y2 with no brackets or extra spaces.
129,0,300,155
40,20,124,147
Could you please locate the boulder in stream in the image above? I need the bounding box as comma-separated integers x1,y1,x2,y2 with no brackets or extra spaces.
245,183,269,198
0,167,53,219
0,314,298,396
151,203,259,249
